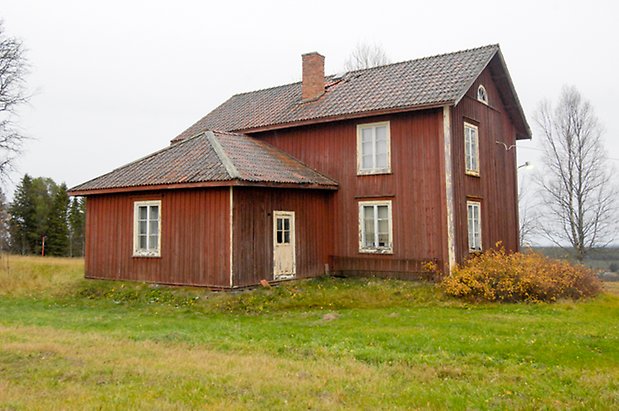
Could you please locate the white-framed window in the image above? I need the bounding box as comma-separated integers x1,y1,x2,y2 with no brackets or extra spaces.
359,200,393,253
133,200,161,257
467,201,482,252
477,85,488,104
357,121,391,175
464,122,480,175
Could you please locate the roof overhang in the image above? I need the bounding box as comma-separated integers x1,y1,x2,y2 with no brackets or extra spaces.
68,179,338,196
454,49,531,140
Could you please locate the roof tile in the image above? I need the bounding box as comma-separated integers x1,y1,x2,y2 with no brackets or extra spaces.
173,45,499,141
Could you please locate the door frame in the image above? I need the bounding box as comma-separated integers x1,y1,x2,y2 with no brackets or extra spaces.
273,210,296,280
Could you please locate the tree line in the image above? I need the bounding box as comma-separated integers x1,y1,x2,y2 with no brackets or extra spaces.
0,174,85,257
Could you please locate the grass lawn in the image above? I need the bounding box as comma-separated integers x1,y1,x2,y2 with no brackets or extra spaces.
1,255,618,410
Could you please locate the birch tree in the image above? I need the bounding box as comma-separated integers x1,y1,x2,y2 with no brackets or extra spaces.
535,86,616,261
344,43,390,71
0,20,29,178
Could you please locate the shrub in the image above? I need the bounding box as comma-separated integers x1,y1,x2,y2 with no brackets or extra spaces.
441,248,602,303
609,262,619,273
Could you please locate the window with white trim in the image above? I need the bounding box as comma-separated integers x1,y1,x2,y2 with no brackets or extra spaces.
464,122,480,175
357,121,391,175
133,200,161,257
467,201,482,252
359,200,393,253
477,85,488,104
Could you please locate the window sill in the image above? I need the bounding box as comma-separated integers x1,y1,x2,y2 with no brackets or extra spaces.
357,169,391,176
132,252,161,258
465,171,480,177
468,249,483,254
359,248,394,255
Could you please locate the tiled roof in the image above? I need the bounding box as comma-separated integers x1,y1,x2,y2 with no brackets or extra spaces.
69,131,337,194
173,44,510,142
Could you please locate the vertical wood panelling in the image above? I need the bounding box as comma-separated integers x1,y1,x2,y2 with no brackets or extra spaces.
450,67,519,263
85,188,230,287
232,187,333,287
255,110,447,272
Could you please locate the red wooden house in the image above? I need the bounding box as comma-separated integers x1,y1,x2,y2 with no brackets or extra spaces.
69,44,531,288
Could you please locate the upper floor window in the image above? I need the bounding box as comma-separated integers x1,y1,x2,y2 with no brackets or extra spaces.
467,201,482,252
134,200,161,257
464,122,480,176
477,85,488,104
359,200,393,253
357,121,391,175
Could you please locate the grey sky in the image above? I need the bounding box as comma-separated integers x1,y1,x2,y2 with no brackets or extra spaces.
1,0,618,201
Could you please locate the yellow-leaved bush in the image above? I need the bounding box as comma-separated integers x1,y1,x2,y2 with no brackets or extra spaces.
441,248,602,303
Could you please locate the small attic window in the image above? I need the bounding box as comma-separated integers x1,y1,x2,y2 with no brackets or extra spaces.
477,85,488,105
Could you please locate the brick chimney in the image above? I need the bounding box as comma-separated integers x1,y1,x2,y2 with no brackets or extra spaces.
302,52,325,101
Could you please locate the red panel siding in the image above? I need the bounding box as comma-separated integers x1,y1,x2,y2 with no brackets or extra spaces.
232,187,333,287
253,110,447,272
85,188,230,287
451,67,520,262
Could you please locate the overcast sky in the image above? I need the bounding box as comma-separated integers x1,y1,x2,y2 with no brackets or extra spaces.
1,0,618,201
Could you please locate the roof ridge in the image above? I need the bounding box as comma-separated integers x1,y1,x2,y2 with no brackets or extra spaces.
206,131,240,179
229,44,499,98
344,44,499,75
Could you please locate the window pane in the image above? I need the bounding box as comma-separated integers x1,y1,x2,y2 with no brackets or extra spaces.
375,126,387,142
283,218,290,231
376,137,387,155
376,205,388,219
277,218,282,231
378,232,389,247
362,140,373,157
149,220,159,236
149,205,159,220
375,153,386,168
361,128,373,143
284,231,290,244
138,221,147,236
139,206,147,220
149,234,158,250
139,235,147,249
363,206,375,247
362,154,374,169
277,231,283,244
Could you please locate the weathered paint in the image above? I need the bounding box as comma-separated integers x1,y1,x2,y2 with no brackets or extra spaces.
254,110,447,273
272,211,296,279
442,105,457,270
229,186,234,288
232,187,333,287
450,65,520,262
84,188,230,288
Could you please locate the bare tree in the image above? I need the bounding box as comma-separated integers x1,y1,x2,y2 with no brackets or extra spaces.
518,169,538,248
535,86,616,261
0,20,30,179
344,43,390,71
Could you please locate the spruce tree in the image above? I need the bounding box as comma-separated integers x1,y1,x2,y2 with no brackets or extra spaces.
68,197,86,257
8,174,37,254
45,183,69,256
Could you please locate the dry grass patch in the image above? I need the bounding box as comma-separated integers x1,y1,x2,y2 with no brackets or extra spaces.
0,255,84,297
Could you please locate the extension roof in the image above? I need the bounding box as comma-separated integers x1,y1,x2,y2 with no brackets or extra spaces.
173,44,531,142
69,131,337,195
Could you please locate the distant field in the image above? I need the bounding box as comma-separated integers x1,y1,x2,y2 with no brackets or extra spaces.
533,246,619,272
1,255,618,409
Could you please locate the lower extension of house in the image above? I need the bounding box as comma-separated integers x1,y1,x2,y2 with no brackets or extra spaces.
69,44,531,288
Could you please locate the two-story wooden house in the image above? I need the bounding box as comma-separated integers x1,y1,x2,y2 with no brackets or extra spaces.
69,44,531,288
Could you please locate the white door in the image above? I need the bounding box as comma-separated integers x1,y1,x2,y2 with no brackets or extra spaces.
273,211,296,279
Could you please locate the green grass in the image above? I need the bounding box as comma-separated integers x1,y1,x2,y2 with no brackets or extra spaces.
1,255,618,409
